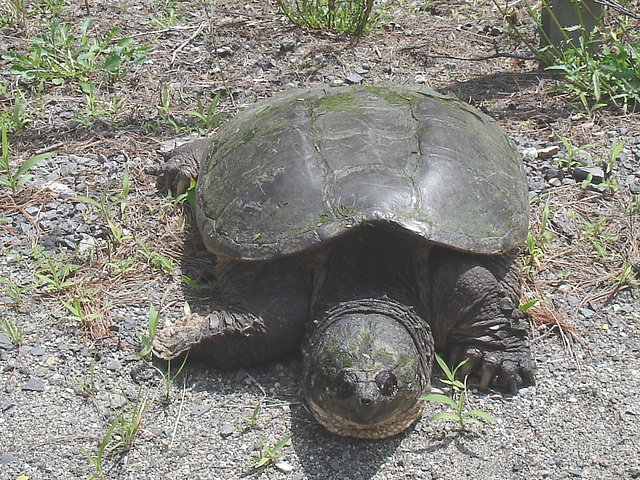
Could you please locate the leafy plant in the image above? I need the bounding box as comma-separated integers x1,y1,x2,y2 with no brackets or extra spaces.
141,0,186,28
2,0,27,29
164,177,197,208
249,434,293,468
28,0,68,16
3,18,147,86
137,304,159,359
523,205,555,275
0,126,53,194
495,0,640,113
554,133,596,171
422,353,495,430
276,0,384,36
625,194,640,216
580,218,616,260
106,257,136,275
0,313,25,345
153,354,189,401
81,418,118,480
110,390,151,451
242,402,266,428
77,194,131,247
77,357,97,396
612,263,636,289
31,248,79,292
0,276,36,305
76,82,127,125
518,298,541,312
61,292,102,324
184,93,224,134
0,86,29,134
137,239,175,275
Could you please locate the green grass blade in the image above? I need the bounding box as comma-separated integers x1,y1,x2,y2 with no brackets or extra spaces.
465,409,496,424
420,393,458,409
430,412,460,422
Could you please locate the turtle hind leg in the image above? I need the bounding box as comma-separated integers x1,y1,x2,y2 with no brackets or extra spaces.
153,255,312,368
430,248,534,393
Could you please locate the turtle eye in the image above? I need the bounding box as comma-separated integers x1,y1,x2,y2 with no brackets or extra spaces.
335,370,358,397
375,370,398,396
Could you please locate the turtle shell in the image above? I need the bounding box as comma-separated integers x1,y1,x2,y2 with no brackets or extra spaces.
195,84,528,260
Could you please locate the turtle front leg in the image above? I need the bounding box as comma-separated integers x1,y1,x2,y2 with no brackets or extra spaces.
153,254,312,368
430,249,534,393
157,138,213,195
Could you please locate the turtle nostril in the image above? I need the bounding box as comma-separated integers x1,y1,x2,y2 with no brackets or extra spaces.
359,396,374,406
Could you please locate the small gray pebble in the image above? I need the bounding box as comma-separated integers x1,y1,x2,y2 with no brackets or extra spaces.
106,359,122,371
345,72,364,84
572,166,604,184
0,333,13,350
0,396,14,411
219,423,234,437
191,404,212,416
330,461,341,471
30,347,46,356
579,307,595,318
23,377,46,391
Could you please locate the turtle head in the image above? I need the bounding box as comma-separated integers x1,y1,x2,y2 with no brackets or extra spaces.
303,300,433,439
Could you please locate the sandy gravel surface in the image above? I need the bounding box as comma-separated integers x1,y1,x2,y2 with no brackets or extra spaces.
1,0,639,478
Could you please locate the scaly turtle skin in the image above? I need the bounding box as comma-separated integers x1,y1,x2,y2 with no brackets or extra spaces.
154,84,534,439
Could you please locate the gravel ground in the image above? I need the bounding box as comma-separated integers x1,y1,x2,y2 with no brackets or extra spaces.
1,0,640,479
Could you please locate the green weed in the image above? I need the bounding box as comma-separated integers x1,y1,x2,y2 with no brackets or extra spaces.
523,205,555,275
137,239,175,275
83,389,151,478
76,357,97,396
276,0,384,36
0,276,36,305
242,402,266,428
110,390,151,451
31,248,79,292
106,257,136,275
580,218,616,261
28,0,68,16
137,304,159,359
141,0,186,28
249,434,293,468
81,419,117,480
3,18,147,86
1,0,27,29
422,353,495,430
164,177,197,209
0,86,29,134
184,93,224,134
495,0,640,113
76,82,127,125
153,354,189,401
0,126,53,194
0,313,25,345
613,263,636,289
625,194,640,216
554,133,596,171
77,194,131,247
61,292,102,324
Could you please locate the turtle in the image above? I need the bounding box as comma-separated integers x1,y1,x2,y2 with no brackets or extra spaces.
153,83,534,439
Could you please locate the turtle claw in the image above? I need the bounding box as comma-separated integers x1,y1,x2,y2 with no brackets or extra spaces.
457,345,534,393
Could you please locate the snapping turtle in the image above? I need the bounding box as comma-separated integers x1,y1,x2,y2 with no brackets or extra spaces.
154,84,534,439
